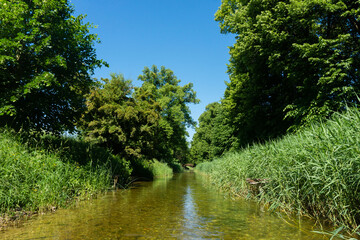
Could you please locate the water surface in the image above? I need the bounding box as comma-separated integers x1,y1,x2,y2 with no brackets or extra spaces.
1,173,334,239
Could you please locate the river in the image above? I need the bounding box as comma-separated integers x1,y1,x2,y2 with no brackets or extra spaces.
1,172,335,239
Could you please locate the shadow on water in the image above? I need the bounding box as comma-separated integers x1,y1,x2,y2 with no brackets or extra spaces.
0,172,340,239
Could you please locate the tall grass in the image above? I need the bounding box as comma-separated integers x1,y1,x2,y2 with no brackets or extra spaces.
130,159,174,179
149,160,173,178
0,128,131,217
16,131,132,185
196,108,360,235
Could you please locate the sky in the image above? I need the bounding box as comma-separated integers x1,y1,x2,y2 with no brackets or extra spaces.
71,0,235,141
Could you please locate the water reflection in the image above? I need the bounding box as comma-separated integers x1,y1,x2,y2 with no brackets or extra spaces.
0,173,336,239
182,185,215,238
183,186,199,229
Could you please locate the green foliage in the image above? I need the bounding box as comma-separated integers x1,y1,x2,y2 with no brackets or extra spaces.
168,161,184,174
138,65,200,163
190,102,234,163
81,66,199,164
17,130,132,185
149,160,173,178
196,107,360,235
216,0,360,146
195,161,216,174
80,73,161,160
0,128,131,214
129,159,174,179
0,0,106,133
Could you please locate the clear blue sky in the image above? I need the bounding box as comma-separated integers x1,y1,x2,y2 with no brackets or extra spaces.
71,0,235,141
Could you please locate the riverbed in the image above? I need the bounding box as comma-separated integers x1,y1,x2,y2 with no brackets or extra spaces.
0,172,334,239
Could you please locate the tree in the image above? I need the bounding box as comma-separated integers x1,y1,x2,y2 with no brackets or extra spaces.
0,0,106,133
80,67,199,163
216,0,360,146
79,74,161,160
138,65,199,163
190,102,234,163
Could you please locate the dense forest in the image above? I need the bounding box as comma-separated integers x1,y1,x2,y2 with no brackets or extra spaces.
191,0,360,163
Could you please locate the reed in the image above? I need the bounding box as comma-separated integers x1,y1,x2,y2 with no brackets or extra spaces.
0,128,131,217
196,107,360,236
130,158,174,179
149,160,173,178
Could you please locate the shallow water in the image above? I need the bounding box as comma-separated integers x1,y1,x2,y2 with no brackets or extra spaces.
1,172,335,239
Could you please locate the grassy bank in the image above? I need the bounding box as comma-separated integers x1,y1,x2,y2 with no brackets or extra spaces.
149,160,174,178
196,108,360,236
130,159,182,180
0,128,131,224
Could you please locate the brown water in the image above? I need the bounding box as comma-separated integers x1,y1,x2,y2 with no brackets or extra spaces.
1,173,335,239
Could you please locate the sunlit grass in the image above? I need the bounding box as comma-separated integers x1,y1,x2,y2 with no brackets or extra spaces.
149,160,173,178
0,128,131,216
196,108,360,236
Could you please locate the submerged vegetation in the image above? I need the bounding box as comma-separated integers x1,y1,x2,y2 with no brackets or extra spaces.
196,108,360,236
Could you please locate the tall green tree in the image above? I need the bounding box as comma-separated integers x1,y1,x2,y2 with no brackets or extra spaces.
138,65,199,163
79,74,161,160
216,0,360,146
190,102,234,163
0,0,105,133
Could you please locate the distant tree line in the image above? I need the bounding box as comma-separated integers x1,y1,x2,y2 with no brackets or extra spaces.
191,0,360,163
0,0,198,164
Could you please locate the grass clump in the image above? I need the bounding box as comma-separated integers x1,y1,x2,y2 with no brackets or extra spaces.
0,128,132,219
196,107,360,235
149,160,173,178
168,162,184,174
130,159,174,180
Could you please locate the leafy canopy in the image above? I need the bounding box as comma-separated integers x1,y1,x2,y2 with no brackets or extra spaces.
0,0,106,133
138,65,199,162
190,102,234,163
80,73,161,160
81,66,199,163
215,0,360,147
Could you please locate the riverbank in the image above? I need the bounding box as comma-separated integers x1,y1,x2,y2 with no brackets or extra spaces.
0,128,132,229
196,108,360,238
0,128,184,229
0,173,332,239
